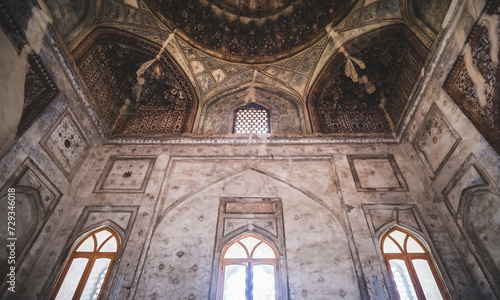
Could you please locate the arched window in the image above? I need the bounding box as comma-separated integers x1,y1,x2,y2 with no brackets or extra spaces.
381,228,446,300
233,103,270,133
218,234,280,300
52,228,119,300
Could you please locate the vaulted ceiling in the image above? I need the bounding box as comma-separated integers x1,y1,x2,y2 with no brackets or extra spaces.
46,0,451,138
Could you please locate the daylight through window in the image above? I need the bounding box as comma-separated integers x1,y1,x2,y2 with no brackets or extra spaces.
233,103,270,134
52,228,119,300
381,228,446,300
219,234,280,300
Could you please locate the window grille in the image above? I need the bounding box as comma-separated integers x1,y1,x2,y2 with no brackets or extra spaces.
233,103,270,133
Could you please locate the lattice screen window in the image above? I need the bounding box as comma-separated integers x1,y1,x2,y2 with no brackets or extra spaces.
233,103,270,133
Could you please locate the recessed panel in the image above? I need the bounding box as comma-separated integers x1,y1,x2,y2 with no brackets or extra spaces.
40,109,91,181
413,104,461,178
94,156,155,193
348,155,408,192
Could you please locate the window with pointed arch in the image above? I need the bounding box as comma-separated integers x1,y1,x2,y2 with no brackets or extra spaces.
233,103,270,133
381,228,446,300
218,234,280,300
51,228,119,300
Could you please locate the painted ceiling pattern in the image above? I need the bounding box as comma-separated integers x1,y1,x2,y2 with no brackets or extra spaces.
73,29,197,136
95,0,403,105
142,0,357,62
61,0,458,139
309,26,427,135
20,52,59,136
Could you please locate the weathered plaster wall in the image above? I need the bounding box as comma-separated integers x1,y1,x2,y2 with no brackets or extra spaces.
0,0,54,157
198,86,307,134
0,12,101,297
400,0,500,298
135,160,357,299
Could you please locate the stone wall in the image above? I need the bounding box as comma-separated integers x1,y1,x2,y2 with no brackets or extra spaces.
400,0,500,298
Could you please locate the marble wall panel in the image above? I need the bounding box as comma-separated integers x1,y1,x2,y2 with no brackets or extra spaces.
94,156,156,193
413,103,461,179
40,108,91,181
347,154,408,192
442,154,489,215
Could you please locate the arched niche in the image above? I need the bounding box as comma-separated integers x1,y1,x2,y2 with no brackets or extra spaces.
462,190,500,287
197,85,307,134
136,169,358,299
46,0,95,43
72,27,198,136
0,189,42,281
0,192,38,257
408,0,452,35
307,25,428,135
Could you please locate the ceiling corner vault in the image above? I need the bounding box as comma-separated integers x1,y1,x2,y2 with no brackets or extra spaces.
72,27,199,136
307,24,429,135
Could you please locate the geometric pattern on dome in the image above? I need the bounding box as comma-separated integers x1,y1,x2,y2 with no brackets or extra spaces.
72,28,198,136
142,0,358,63
308,25,428,134
233,103,270,134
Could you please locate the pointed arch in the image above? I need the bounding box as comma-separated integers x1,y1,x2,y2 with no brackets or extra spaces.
196,84,309,134
217,230,282,300
72,27,199,136
459,187,500,293
157,167,346,235
380,227,447,300
307,24,428,134
51,227,120,300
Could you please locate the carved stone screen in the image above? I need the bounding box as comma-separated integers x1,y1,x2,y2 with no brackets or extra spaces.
233,103,270,134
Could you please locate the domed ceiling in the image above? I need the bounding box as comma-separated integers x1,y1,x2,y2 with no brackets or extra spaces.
50,0,450,139
142,0,358,63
